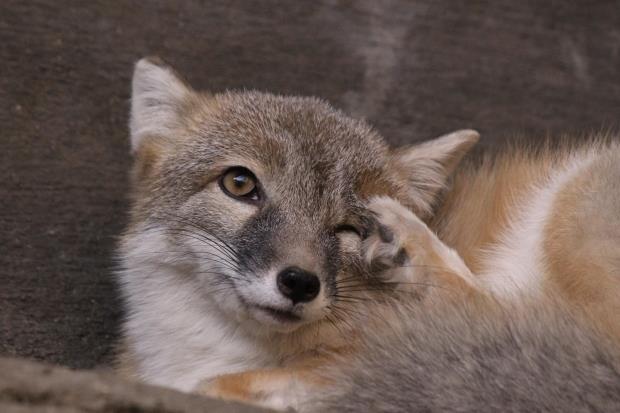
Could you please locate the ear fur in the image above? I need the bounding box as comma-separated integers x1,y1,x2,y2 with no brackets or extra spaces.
391,129,480,216
129,57,192,152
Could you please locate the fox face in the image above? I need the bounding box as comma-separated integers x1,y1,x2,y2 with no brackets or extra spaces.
121,58,478,335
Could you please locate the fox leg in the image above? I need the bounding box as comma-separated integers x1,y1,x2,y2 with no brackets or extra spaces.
364,196,484,297
195,369,307,411
194,354,335,412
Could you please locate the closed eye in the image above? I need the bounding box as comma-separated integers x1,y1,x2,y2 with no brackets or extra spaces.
334,224,362,238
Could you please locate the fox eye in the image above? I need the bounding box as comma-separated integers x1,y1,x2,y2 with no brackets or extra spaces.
219,167,259,201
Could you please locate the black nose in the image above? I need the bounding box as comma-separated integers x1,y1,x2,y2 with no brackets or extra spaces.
277,266,320,304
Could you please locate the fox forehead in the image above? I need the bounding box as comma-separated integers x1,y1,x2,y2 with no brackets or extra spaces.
186,91,388,170
149,91,394,212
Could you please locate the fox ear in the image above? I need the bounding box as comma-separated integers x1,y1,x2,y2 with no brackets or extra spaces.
391,129,479,216
129,57,193,152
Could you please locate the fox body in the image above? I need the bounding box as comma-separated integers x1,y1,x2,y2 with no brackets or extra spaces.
310,296,620,412
117,58,620,410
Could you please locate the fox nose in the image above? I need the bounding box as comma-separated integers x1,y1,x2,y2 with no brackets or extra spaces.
277,266,320,304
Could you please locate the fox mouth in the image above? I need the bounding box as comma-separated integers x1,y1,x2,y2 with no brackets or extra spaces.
254,305,301,323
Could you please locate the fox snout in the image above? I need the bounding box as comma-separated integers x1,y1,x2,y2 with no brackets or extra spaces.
276,266,321,304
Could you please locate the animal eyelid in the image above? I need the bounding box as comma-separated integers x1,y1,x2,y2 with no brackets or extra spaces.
334,224,362,237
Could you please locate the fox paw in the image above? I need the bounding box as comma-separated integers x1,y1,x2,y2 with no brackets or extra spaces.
363,196,478,294
363,196,432,284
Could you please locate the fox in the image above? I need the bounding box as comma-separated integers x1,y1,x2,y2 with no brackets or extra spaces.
116,57,620,411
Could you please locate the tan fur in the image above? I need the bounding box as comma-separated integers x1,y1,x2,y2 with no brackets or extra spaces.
431,149,553,272
542,147,620,340
430,140,620,339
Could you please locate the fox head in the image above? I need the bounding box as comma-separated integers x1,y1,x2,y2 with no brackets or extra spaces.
120,57,478,334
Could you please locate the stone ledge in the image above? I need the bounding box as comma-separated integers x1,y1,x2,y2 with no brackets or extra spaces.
0,357,272,413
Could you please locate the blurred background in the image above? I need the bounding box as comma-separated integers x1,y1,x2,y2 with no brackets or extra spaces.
1,0,619,369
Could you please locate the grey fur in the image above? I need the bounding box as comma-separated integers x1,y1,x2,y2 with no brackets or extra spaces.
308,298,620,412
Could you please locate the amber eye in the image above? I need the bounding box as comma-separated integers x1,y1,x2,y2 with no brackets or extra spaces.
219,167,259,201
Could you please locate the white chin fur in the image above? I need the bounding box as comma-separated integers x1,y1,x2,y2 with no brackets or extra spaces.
118,224,328,390
119,225,262,390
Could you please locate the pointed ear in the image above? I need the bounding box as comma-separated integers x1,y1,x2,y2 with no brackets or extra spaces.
390,129,479,216
129,57,193,152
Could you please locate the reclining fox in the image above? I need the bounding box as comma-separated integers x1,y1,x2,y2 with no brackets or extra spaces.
116,58,620,411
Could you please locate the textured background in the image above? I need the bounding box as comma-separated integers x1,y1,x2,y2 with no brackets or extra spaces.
1,0,619,369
